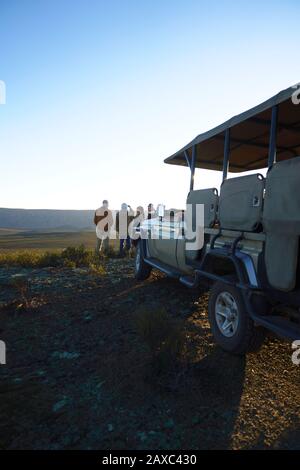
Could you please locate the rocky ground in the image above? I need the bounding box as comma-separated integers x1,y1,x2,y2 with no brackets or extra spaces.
0,258,300,450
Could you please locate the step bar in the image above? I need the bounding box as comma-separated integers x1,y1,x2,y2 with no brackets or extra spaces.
251,314,300,341
144,257,182,279
145,257,203,287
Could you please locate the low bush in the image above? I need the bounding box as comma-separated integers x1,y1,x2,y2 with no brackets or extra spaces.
37,252,63,268
0,245,105,272
134,307,185,373
0,251,41,268
88,262,106,276
61,244,93,267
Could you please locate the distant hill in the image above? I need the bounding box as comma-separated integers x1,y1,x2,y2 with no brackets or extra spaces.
0,208,95,231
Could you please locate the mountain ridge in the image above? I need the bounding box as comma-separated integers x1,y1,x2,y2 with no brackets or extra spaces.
0,207,95,230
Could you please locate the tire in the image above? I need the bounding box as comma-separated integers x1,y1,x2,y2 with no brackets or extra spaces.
208,278,265,355
134,241,152,280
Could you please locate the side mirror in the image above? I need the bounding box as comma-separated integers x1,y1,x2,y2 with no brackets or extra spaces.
157,204,165,218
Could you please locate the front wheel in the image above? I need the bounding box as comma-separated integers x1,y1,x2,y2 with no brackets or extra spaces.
208,279,265,355
134,241,152,280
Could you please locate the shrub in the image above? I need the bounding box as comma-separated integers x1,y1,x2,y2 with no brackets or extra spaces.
62,259,76,269
37,252,63,268
0,245,106,271
61,244,93,267
0,251,41,267
134,307,185,373
10,275,31,309
88,263,106,276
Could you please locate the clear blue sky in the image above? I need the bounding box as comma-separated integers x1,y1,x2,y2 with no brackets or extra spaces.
1,0,300,210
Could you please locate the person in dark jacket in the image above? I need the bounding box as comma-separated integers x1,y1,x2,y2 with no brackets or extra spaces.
115,203,134,256
94,200,113,254
130,206,145,247
146,203,156,220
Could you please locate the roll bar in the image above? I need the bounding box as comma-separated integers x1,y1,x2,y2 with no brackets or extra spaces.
187,104,279,190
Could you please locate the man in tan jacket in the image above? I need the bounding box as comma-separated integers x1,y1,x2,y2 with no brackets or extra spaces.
94,200,113,254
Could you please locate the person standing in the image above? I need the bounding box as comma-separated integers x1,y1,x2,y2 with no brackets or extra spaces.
130,206,145,247
146,203,156,220
133,206,144,227
94,200,113,255
116,203,134,257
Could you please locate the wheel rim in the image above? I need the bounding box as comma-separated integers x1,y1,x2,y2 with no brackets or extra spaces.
215,291,239,338
135,245,141,271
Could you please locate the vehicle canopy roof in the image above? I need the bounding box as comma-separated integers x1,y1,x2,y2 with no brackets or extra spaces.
164,85,300,172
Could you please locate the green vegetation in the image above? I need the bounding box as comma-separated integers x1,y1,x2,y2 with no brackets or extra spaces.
0,229,120,272
0,244,106,273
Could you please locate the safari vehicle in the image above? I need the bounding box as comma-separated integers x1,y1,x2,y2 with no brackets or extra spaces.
134,85,300,355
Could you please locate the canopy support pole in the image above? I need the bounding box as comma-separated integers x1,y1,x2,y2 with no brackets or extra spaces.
268,105,278,169
190,145,196,191
184,150,191,169
223,128,230,181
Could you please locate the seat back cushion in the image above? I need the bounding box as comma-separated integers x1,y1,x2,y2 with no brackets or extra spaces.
263,157,300,291
219,174,265,231
263,156,300,233
187,188,218,229
185,188,218,261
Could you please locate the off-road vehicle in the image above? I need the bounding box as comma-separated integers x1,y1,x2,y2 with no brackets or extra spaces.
134,85,300,354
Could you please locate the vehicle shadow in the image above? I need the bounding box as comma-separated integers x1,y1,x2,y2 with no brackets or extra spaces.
264,424,300,450
127,274,247,449
188,348,246,449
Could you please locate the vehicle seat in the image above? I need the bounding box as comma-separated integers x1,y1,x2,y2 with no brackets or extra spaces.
219,174,265,232
186,188,219,260
263,157,300,291
187,188,219,229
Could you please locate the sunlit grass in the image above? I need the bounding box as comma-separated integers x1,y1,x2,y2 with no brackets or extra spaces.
0,245,106,271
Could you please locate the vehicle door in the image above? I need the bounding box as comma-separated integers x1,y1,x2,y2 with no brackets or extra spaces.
150,206,178,268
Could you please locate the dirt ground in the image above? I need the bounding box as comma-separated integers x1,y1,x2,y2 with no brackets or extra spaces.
0,258,300,450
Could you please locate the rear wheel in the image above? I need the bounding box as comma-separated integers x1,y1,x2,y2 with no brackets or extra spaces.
208,279,265,355
134,241,152,280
